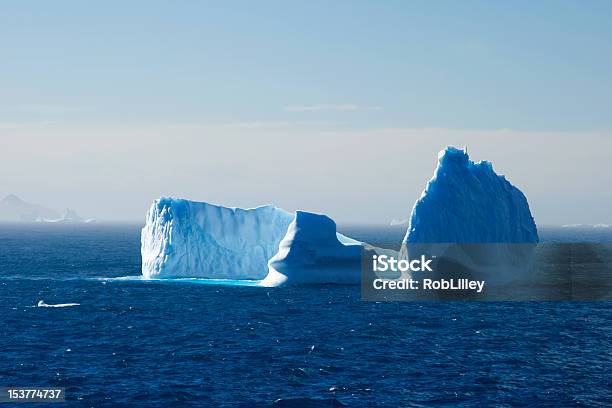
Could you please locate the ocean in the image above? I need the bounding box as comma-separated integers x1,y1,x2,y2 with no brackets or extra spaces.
0,224,610,407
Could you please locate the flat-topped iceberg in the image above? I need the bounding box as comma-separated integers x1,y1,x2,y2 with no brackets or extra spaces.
141,198,368,284
141,198,293,279
261,211,364,286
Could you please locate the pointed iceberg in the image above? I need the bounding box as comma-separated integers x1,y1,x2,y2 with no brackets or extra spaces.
399,147,539,295
405,146,538,244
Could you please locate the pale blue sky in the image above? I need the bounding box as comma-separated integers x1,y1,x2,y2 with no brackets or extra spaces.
1,1,611,223
2,0,612,130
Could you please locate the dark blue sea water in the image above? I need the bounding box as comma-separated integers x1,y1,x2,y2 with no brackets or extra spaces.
0,224,610,407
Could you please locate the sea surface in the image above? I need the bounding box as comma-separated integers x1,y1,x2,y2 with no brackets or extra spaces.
0,223,610,407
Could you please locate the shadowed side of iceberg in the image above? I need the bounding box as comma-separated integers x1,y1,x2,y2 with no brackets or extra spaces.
141,197,293,280
404,146,538,244
261,211,365,286
398,147,539,297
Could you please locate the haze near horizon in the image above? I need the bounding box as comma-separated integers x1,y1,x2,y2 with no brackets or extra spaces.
1,1,611,224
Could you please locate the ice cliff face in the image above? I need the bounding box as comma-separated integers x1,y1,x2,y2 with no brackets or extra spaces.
141,198,368,284
261,211,363,286
405,147,538,244
141,198,293,279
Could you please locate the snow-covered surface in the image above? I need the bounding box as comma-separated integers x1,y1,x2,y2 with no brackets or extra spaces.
141,198,293,279
404,146,538,244
261,211,364,286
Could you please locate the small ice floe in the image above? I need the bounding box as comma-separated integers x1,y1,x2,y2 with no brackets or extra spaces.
37,300,80,308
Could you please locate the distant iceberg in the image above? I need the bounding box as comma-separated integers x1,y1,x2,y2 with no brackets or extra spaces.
562,223,610,229
37,300,80,308
44,208,96,223
389,218,409,226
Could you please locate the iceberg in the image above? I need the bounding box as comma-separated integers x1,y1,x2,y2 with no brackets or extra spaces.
261,211,364,286
142,146,540,289
44,208,96,223
399,147,539,295
404,146,538,244
141,198,375,285
141,198,293,279
37,300,80,308
390,218,409,226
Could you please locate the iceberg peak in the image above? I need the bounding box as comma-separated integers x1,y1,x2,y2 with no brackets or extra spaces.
437,146,469,165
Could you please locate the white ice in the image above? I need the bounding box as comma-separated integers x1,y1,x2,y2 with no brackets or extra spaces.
141,198,293,280
261,211,364,286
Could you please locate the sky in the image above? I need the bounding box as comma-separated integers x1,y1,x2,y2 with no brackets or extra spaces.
1,1,611,224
